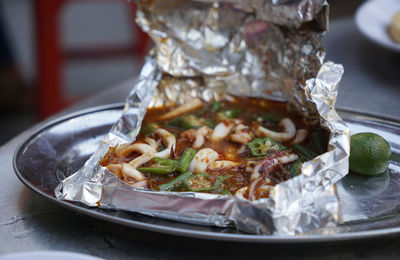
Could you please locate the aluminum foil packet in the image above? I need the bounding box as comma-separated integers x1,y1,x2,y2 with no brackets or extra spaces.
55,0,350,235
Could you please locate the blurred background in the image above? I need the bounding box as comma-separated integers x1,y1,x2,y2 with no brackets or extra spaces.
0,0,366,145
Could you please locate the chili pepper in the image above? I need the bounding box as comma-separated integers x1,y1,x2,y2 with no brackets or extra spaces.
139,123,158,136
293,144,318,160
165,117,186,129
161,173,231,192
137,157,180,175
216,109,243,120
185,173,231,192
157,172,193,191
204,118,215,128
311,131,327,154
247,137,287,157
289,159,303,177
177,148,196,174
166,114,211,130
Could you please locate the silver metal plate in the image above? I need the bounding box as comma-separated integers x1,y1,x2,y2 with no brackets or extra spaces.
13,104,400,243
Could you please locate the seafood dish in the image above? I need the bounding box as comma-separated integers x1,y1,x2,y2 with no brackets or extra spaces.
100,96,329,201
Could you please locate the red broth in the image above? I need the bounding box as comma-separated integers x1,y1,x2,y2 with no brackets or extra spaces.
100,97,328,200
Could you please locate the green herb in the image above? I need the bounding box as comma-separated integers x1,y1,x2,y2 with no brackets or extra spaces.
253,113,283,123
209,101,221,113
293,144,318,160
311,131,327,154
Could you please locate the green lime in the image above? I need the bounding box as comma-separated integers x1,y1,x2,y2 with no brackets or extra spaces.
349,133,391,176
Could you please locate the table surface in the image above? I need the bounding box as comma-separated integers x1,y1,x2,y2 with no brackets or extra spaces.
1,18,400,259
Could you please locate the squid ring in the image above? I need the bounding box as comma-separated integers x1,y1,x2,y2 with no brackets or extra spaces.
253,118,296,142
154,129,176,158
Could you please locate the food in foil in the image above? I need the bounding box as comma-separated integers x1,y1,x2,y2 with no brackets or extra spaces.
55,0,350,235
55,57,348,236
100,97,329,201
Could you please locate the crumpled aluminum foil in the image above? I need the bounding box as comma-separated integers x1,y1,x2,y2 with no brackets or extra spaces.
55,0,350,235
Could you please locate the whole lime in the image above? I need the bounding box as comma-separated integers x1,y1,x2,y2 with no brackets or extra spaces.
349,133,391,176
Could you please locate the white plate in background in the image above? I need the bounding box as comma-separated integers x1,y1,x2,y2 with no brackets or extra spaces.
355,0,400,52
0,251,103,260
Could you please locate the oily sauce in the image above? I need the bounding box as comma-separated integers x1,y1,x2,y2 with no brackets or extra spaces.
100,97,328,197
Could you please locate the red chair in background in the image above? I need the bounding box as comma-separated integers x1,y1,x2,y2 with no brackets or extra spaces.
35,0,150,119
